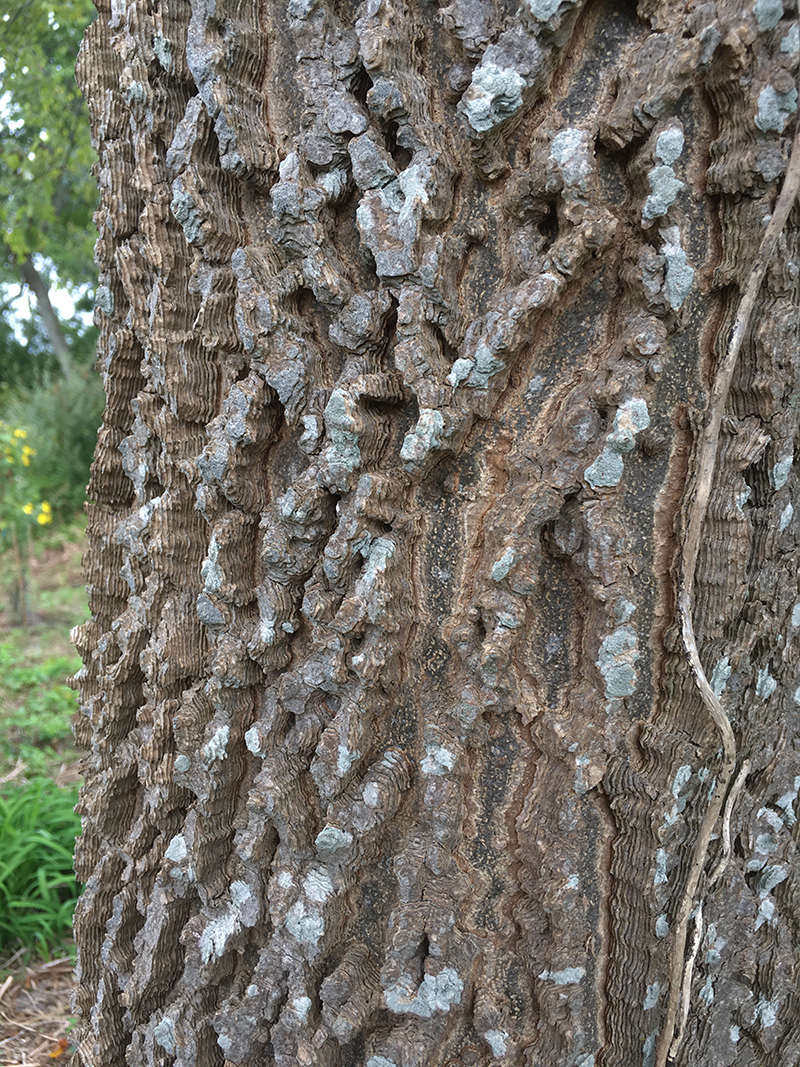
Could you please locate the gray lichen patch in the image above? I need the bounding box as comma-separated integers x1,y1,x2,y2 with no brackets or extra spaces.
491,548,515,582
202,724,230,764
597,625,640,698
400,408,446,465
655,127,684,165
549,127,594,201
537,966,586,985
462,62,526,134
660,226,695,310
459,27,543,136
384,967,464,1018
770,453,793,489
642,165,684,222
315,824,354,854
755,85,798,132
754,0,784,31
285,899,325,945
199,912,239,964
585,398,650,487
711,656,731,697
171,181,204,244
584,448,624,487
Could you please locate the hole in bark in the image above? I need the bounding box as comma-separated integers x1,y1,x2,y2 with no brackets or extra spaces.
537,200,559,248
383,120,413,171
431,321,458,366
351,65,373,107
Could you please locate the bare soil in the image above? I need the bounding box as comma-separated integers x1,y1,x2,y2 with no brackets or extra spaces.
0,950,77,1065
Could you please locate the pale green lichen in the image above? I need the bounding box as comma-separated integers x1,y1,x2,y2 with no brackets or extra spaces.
654,848,668,884
672,765,692,797
754,0,784,31
527,0,562,19
711,656,731,697
597,625,640,697
285,900,324,945
165,834,187,862
584,449,624,487
655,128,684,165
153,1015,177,1055
421,745,457,776
400,408,445,464
315,825,354,854
384,967,464,1017
756,666,777,699
755,86,798,132
200,913,239,963
642,165,684,221
491,548,515,582
585,398,650,488
171,186,204,243
484,1031,508,1056
644,982,661,1010
770,454,793,489
661,228,694,309
202,725,229,764
463,63,526,134
538,966,585,985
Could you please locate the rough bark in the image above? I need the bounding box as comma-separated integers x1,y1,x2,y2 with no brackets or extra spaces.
73,2,800,1066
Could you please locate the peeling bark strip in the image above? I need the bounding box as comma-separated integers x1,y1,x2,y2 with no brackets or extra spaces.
73,2,800,1066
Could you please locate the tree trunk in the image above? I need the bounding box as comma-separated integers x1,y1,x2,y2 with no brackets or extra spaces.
19,257,74,379
73,2,800,1066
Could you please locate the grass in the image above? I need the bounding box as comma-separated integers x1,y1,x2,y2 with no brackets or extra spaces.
0,780,81,954
0,521,87,961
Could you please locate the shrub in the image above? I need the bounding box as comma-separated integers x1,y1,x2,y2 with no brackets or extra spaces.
4,368,104,516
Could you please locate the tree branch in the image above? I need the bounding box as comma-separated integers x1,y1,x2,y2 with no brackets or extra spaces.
19,257,73,379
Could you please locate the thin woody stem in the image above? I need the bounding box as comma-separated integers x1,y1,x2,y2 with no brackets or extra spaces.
655,121,800,1067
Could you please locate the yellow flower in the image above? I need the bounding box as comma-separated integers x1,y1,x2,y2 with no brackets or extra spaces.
22,445,34,456
41,501,51,514
22,502,34,514
13,428,26,439
22,454,31,466
37,511,52,525
5,455,13,464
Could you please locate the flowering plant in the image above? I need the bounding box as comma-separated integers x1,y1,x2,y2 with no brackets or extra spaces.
0,421,53,623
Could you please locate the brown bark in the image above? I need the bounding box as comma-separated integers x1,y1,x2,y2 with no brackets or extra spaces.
73,2,800,1066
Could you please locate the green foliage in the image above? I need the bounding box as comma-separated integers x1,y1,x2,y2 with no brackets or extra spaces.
0,1,97,283
0,638,81,776
5,368,104,514
0,778,81,953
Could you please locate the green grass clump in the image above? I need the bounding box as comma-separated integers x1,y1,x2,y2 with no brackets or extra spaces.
0,778,81,953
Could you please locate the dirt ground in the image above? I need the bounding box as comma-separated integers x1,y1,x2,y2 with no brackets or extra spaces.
0,950,77,1065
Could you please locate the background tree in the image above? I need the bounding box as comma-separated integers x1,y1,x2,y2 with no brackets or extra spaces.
73,2,800,1067
0,1,104,519
0,0,97,378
